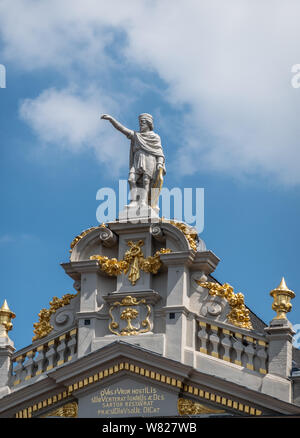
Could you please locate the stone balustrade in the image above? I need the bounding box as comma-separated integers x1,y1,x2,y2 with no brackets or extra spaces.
11,328,77,387
197,320,268,375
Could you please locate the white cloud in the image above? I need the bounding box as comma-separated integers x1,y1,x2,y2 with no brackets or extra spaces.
1,0,300,184
0,233,38,244
19,86,128,173
0,1,119,71
20,87,100,149
0,234,15,244
121,1,300,185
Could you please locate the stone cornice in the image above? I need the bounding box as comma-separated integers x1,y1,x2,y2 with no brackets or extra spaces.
188,366,300,415
159,250,195,266
161,305,191,317
108,221,154,234
190,250,220,273
0,375,64,416
62,260,100,274
102,290,162,305
0,344,15,355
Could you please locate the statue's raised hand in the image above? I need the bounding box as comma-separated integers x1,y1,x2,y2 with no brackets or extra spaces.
99,114,132,138
101,114,112,121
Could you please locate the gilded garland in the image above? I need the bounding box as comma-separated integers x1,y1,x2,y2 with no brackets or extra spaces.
90,240,171,286
163,219,198,251
32,292,78,341
196,281,253,330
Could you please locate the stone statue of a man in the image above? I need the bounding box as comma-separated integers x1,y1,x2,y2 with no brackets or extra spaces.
101,113,166,208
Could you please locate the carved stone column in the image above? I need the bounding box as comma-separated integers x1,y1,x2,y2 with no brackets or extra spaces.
0,340,15,397
266,278,295,380
63,260,103,358
0,300,15,397
265,319,295,379
161,251,194,362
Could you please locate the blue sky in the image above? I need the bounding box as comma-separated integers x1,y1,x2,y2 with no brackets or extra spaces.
0,1,300,350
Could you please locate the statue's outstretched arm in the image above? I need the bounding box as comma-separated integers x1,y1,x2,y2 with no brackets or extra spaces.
101,114,133,138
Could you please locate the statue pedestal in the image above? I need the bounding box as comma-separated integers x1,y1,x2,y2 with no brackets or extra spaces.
118,203,160,224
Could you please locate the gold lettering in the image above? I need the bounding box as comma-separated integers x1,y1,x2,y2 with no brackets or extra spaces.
90,384,166,416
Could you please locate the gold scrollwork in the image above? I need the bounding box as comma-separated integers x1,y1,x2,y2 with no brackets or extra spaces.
90,240,171,286
109,296,151,336
196,281,253,330
32,292,78,341
178,398,225,415
69,223,106,253
163,219,198,251
42,401,78,418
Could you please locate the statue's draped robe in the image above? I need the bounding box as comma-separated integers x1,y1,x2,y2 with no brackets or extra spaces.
127,131,166,183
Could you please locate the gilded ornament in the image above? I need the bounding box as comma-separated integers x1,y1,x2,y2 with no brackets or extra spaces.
69,223,107,253
196,281,253,330
42,401,78,418
32,292,78,341
120,307,139,333
108,296,151,336
90,240,171,286
151,167,164,208
163,219,198,251
124,240,145,285
177,398,225,415
0,300,15,335
270,277,295,319
89,255,128,277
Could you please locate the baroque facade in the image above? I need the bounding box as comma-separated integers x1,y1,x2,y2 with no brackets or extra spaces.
0,218,300,418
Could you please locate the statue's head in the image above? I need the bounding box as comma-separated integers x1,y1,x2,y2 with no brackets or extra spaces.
139,113,153,132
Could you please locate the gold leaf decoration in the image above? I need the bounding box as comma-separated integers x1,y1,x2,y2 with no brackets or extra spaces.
90,241,171,286
178,398,225,415
42,402,78,418
163,219,198,251
109,296,151,336
69,223,106,253
0,300,15,334
90,255,128,277
123,240,145,285
196,281,253,330
32,292,78,341
270,277,295,319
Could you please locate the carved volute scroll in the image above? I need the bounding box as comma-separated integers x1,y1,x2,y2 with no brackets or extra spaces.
196,281,252,330
32,292,79,341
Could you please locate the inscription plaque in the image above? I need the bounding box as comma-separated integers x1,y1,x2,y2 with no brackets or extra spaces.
78,377,179,417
